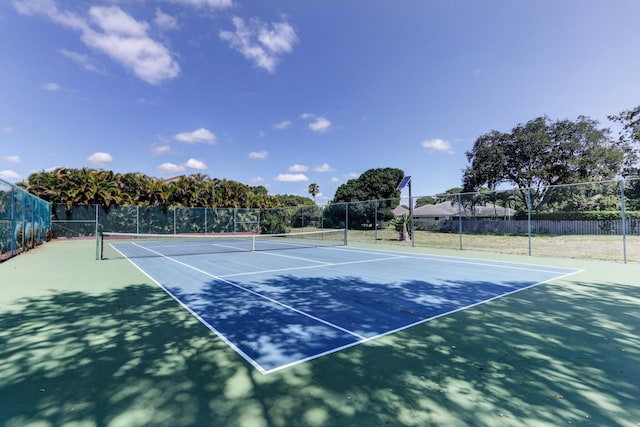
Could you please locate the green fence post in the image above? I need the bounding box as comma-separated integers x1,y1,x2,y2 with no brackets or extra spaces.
527,188,532,256
457,193,463,250
10,185,15,258
345,202,349,245
95,205,100,260
621,179,627,264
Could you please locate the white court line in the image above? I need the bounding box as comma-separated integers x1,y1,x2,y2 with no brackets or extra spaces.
261,267,583,374
219,255,408,278
319,245,579,275
252,250,332,265
112,240,583,375
110,243,272,374
139,240,251,253
129,242,368,343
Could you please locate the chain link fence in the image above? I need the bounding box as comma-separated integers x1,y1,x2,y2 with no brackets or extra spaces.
0,178,51,262
50,178,639,263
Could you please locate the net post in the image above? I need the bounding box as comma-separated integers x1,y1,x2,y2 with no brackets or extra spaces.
96,231,102,260
95,204,100,260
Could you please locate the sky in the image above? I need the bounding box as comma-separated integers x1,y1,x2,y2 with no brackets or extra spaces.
1,0,640,204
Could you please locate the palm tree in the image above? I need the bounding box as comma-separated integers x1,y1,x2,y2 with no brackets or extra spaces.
307,183,319,202
390,213,411,242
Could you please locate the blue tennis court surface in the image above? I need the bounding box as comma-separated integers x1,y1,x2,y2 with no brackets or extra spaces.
112,241,580,374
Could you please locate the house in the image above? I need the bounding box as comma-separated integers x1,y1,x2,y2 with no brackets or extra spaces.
392,205,409,217
413,200,515,219
405,201,516,230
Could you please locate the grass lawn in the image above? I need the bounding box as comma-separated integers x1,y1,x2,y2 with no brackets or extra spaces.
344,228,639,262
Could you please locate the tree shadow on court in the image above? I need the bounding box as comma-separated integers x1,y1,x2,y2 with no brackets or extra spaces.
178,273,552,373
1,276,639,426
298,278,640,426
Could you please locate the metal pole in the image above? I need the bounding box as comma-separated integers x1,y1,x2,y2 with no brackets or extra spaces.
457,193,463,250
375,205,379,241
621,179,627,264
409,181,414,247
527,188,532,256
95,204,100,260
345,202,349,245
10,185,15,257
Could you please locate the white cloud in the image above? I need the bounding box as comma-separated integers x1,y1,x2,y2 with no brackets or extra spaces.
344,172,360,179
151,145,171,155
3,155,21,163
59,49,104,73
219,16,298,74
163,0,232,8
1,127,13,133
14,2,180,85
300,113,332,133
250,176,264,183
275,173,308,183
248,150,268,159
87,151,113,165
85,6,180,84
288,164,308,172
309,117,331,133
330,177,339,183
173,128,216,144
273,120,291,130
0,170,21,182
185,158,207,170
313,163,334,172
154,8,179,31
157,162,186,173
157,158,207,173
42,82,60,91
422,138,454,154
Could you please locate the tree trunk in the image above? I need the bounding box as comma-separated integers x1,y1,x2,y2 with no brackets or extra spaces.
400,223,410,242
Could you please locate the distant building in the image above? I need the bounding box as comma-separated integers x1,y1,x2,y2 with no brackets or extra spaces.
412,201,516,220
392,205,409,216
399,201,516,230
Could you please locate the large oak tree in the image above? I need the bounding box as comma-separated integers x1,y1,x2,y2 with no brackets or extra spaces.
462,115,623,209
332,167,405,203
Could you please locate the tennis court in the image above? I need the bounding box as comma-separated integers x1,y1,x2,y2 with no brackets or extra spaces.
102,231,579,374
1,238,639,426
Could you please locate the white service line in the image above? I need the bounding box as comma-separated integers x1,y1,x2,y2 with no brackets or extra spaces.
130,242,368,340
219,255,409,278
321,245,576,274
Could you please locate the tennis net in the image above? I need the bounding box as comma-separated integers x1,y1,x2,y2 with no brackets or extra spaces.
99,229,346,260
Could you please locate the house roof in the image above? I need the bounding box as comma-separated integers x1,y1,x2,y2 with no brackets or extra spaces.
392,205,409,216
411,201,516,218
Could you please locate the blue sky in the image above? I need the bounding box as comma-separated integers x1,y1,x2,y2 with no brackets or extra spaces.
1,0,640,204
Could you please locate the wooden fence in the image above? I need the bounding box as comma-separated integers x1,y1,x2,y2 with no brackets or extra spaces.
417,219,640,235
